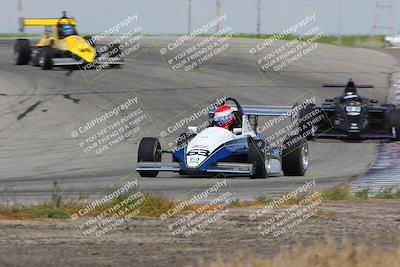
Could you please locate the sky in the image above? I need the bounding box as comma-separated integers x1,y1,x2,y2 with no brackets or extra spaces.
0,0,399,35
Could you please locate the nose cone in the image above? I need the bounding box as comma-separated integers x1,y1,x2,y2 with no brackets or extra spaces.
65,36,96,63
185,127,234,168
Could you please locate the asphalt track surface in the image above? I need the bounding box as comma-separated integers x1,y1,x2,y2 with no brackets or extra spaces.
0,37,398,203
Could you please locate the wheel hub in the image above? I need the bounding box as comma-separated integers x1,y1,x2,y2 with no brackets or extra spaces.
301,142,309,170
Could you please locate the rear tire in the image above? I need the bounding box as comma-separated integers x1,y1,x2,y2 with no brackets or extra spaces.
248,138,267,179
14,39,31,65
281,137,309,176
39,46,54,70
389,109,400,141
137,138,162,177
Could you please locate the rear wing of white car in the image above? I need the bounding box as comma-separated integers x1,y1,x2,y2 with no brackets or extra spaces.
240,105,293,117
209,104,294,117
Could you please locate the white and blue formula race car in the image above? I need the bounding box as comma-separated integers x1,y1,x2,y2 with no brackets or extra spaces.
136,98,309,179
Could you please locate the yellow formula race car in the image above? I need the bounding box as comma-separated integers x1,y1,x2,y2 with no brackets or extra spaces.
14,12,123,70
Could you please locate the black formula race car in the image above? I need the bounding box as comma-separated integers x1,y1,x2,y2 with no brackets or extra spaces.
302,79,400,140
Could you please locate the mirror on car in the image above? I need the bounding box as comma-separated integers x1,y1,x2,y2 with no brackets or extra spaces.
232,128,242,135
370,100,378,103
188,126,198,133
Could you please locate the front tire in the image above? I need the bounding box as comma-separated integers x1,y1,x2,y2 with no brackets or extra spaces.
14,39,31,65
31,48,41,66
137,137,162,177
39,46,54,70
281,137,309,176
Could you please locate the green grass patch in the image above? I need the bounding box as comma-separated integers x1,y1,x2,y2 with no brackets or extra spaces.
323,185,400,200
252,185,400,203
0,191,177,220
0,203,72,219
112,191,175,217
254,194,273,203
195,33,386,48
354,187,371,199
323,185,353,200
1,181,398,220
0,178,177,220
374,186,400,199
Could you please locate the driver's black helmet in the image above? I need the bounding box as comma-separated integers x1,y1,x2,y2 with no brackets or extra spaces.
344,79,357,95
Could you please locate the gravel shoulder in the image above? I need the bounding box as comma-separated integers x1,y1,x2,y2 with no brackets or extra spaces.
0,200,398,267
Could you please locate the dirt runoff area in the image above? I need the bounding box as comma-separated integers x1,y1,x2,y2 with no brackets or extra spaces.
0,200,399,267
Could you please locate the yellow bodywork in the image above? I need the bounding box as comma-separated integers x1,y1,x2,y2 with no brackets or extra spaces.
22,17,96,63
